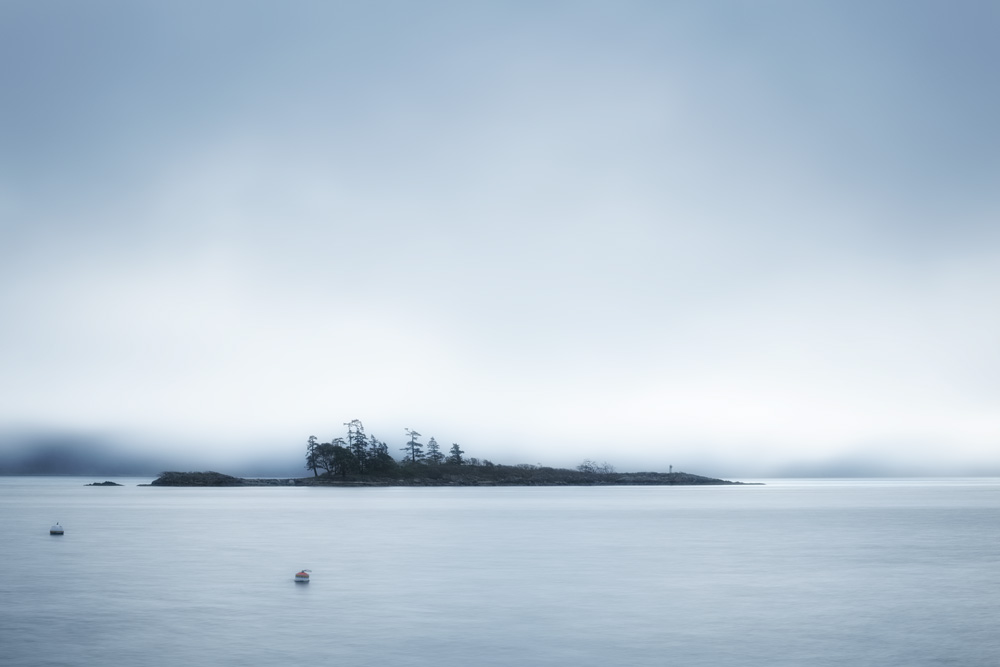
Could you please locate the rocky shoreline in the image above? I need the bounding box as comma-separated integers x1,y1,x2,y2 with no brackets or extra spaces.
145,470,756,487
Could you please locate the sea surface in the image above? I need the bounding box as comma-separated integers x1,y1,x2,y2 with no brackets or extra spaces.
1,477,998,666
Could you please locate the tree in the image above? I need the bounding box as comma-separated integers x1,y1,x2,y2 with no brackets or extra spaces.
447,443,464,465
401,428,424,463
577,459,615,474
305,435,321,476
314,441,333,476
315,437,347,476
329,444,359,478
426,437,444,464
344,419,368,472
366,435,398,474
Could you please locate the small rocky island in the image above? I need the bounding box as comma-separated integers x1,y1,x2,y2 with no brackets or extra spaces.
86,480,123,486
147,469,752,487
144,421,758,487
148,471,296,486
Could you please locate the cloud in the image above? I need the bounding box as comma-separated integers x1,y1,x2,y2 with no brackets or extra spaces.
2,2,999,474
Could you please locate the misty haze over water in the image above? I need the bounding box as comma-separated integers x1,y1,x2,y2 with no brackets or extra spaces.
2,431,998,480
3,2,1000,476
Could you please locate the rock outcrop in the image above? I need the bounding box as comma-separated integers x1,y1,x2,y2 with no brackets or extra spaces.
149,471,246,486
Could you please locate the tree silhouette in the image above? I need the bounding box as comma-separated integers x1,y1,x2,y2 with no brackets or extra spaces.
426,437,444,464
402,428,424,463
305,435,321,476
344,419,368,472
315,437,347,475
366,435,397,473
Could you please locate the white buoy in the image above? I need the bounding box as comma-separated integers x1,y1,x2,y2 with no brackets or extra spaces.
50,522,64,535
294,569,311,583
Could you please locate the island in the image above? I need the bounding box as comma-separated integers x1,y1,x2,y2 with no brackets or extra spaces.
146,468,752,487
141,419,759,487
86,480,123,486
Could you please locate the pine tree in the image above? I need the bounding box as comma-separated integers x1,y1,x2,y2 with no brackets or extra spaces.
402,428,424,463
344,419,368,472
447,443,465,465
366,435,397,473
426,437,444,464
305,435,321,476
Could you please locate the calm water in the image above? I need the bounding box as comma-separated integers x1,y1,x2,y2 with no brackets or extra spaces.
1,477,999,666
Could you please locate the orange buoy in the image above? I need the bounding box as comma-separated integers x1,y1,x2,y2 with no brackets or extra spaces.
294,569,311,583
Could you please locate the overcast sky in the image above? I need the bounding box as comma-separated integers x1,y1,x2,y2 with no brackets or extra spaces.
2,1,999,475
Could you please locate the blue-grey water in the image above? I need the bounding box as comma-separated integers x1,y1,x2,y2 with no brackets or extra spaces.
2,477,999,666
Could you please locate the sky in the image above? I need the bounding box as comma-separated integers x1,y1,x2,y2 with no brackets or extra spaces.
2,1,999,476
